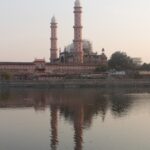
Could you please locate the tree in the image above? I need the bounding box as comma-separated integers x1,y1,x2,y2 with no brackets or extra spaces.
108,51,135,70
95,65,108,73
140,63,150,71
0,72,11,80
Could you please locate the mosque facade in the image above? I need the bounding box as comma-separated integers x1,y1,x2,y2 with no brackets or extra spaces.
50,0,107,65
0,0,107,80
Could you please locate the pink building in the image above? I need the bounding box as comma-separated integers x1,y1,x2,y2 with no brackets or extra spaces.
50,0,107,65
0,0,107,80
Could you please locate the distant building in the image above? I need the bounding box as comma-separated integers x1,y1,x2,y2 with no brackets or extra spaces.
139,71,150,78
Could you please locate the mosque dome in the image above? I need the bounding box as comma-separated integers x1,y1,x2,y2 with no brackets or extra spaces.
65,40,93,54
75,0,81,7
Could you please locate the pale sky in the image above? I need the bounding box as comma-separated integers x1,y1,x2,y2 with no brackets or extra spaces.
0,0,150,63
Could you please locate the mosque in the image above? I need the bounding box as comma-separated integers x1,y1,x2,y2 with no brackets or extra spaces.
0,0,107,80
50,0,107,65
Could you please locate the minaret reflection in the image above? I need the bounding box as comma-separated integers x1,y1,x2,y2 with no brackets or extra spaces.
49,89,110,150
73,106,84,150
50,104,58,150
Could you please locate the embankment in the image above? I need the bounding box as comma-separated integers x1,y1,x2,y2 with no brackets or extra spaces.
0,79,150,88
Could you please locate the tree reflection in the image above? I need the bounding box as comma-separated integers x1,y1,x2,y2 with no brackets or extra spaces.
109,94,133,117
0,88,10,101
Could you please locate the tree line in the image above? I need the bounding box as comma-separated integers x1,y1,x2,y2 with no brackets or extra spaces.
96,51,150,72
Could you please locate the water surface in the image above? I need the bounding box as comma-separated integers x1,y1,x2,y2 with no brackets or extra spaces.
0,88,150,150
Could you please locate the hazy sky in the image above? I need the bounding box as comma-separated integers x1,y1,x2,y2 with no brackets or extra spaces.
0,0,150,62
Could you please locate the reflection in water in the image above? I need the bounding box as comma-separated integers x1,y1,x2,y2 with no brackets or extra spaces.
0,88,150,150
48,90,111,150
109,94,132,117
50,105,58,150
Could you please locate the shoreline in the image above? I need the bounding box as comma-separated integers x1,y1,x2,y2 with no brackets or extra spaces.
0,79,150,88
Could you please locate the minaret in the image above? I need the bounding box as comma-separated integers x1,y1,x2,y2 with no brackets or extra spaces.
50,16,58,63
73,0,83,64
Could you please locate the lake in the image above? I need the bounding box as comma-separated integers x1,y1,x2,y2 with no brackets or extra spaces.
0,88,150,150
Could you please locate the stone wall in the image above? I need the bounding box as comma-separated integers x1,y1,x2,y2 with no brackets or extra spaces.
0,62,97,80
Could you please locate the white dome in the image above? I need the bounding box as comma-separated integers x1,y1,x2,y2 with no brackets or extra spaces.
65,40,93,54
51,16,56,23
75,0,81,7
